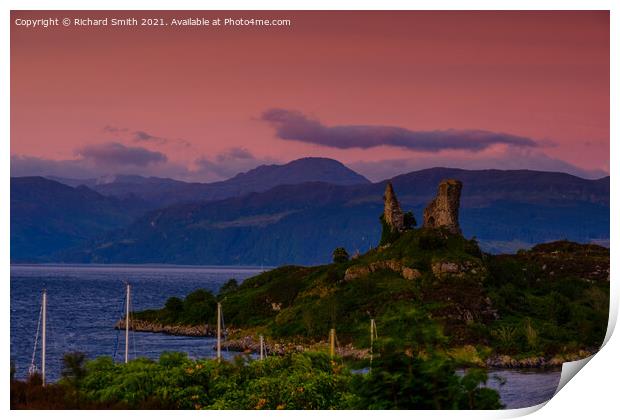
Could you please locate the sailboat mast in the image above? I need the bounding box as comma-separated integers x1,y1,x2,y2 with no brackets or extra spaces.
125,283,130,364
370,318,376,372
259,335,264,361
216,302,222,362
41,289,47,386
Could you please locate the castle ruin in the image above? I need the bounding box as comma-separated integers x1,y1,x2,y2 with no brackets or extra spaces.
383,182,405,232
423,179,462,234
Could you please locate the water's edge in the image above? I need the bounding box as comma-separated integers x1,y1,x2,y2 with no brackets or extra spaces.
11,264,561,409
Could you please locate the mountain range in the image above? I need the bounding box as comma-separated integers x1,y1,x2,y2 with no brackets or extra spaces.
48,157,370,208
10,157,609,264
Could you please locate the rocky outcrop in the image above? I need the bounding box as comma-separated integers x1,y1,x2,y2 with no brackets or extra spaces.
486,349,594,368
115,319,219,336
423,179,462,234
224,337,370,359
383,182,405,232
344,259,422,281
401,267,423,281
430,259,484,280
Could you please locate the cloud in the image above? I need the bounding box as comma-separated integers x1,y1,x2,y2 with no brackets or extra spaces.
131,130,183,146
261,108,539,152
132,130,163,143
216,147,255,161
348,146,608,182
76,142,167,167
11,155,101,179
195,147,277,179
11,140,272,183
102,125,128,135
102,126,192,148
10,153,195,181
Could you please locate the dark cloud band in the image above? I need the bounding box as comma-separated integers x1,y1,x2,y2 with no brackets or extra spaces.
77,142,167,167
261,108,538,152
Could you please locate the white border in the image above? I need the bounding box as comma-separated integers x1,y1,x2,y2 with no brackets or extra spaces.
3,2,617,420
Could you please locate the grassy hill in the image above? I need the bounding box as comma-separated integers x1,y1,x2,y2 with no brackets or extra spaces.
133,227,609,364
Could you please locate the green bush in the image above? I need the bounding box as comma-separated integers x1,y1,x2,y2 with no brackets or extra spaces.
219,279,239,295
464,238,482,258
379,215,400,246
76,352,352,409
350,345,502,409
332,247,350,263
418,229,448,251
164,297,183,313
133,289,218,326
403,211,417,230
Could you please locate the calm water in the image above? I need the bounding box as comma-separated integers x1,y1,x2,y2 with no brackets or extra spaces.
10,264,560,409
10,264,263,383
485,369,560,409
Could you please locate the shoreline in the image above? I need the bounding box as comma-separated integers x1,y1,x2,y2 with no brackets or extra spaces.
115,319,594,369
12,263,270,270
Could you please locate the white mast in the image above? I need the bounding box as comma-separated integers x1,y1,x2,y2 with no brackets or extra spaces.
216,302,222,362
41,289,47,386
125,283,130,364
259,335,265,361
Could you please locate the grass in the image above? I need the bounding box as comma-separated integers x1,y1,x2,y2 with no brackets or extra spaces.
132,228,609,362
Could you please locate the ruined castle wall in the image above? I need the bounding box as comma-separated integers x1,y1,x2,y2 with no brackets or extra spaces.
423,179,462,234
383,182,405,232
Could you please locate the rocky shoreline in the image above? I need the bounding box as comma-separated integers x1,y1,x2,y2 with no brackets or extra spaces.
116,319,594,368
115,319,218,337
484,350,594,369
222,335,370,359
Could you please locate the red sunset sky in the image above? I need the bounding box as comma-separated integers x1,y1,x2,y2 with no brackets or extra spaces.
11,11,609,182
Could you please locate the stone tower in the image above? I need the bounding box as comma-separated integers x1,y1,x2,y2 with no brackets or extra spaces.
383,182,405,232
423,179,462,234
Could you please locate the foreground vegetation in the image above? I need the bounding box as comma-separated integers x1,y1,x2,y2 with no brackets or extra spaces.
11,348,502,409
132,228,609,365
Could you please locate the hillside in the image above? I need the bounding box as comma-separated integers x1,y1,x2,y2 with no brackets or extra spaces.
51,157,371,207
13,163,609,264
78,168,609,265
10,177,148,262
132,228,610,365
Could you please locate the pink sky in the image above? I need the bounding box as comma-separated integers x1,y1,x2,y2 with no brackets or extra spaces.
11,11,609,181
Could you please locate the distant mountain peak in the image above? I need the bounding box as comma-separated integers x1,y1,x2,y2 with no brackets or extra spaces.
227,157,370,186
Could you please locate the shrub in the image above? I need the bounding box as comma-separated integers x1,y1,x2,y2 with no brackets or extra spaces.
403,211,417,230
350,345,502,409
332,247,350,263
61,352,87,386
75,352,352,409
219,278,239,295
164,297,184,313
379,215,400,246
492,325,518,354
418,229,447,250
522,318,539,351
464,238,482,258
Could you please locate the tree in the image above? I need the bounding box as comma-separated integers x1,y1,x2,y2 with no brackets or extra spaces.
403,211,417,230
379,215,400,246
351,345,502,409
164,296,184,313
332,247,349,263
61,352,87,386
219,278,239,295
